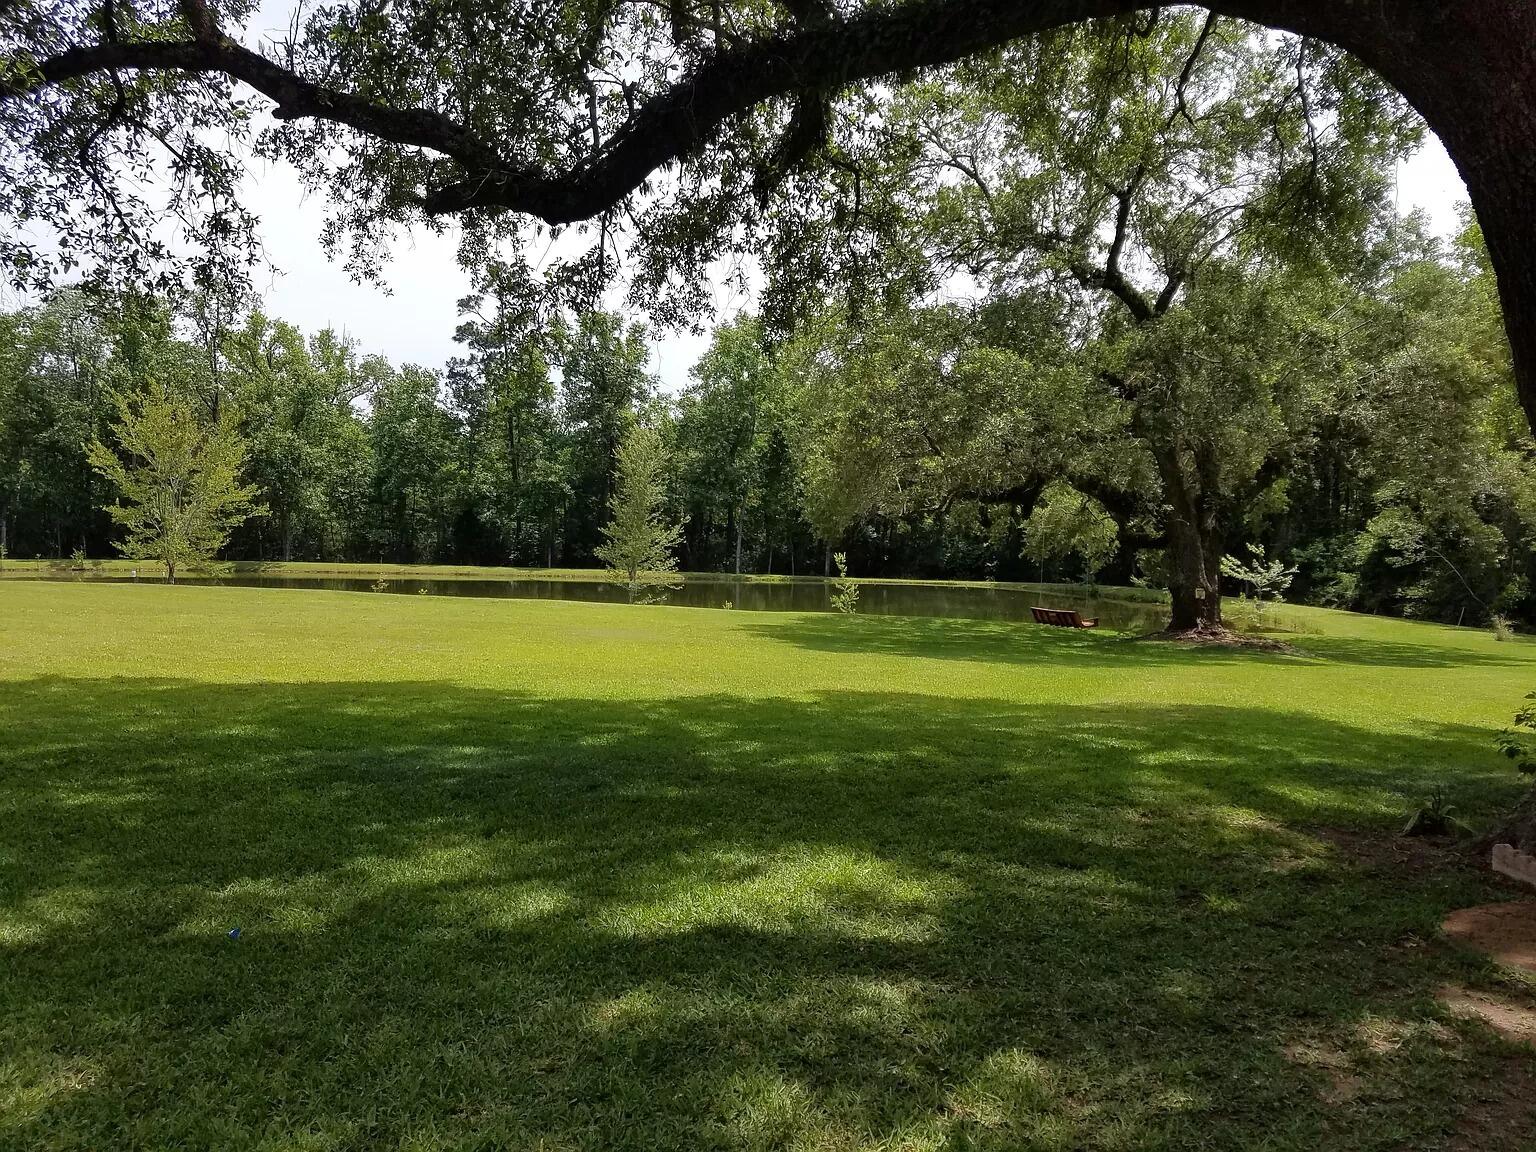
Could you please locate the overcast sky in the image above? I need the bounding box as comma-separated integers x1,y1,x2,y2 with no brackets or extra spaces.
238,88,1469,394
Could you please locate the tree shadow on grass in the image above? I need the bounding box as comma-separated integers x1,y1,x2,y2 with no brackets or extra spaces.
741,613,1535,670
0,677,1528,1150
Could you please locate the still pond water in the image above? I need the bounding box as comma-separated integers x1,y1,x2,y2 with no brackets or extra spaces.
18,571,1175,631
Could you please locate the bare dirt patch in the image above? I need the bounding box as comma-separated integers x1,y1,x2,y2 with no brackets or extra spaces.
1282,1039,1364,1106
1438,984,1536,1047
1131,627,1296,653
1436,904,1536,1145
1310,826,1472,876
1443,901,1536,976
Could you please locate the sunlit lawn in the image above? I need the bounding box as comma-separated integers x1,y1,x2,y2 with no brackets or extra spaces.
2,581,1535,1149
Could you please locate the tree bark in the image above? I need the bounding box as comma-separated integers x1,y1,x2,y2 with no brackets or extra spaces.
1430,75,1536,433
1151,443,1224,633
1165,519,1222,632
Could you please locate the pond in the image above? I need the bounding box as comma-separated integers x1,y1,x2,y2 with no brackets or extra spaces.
11,569,1177,631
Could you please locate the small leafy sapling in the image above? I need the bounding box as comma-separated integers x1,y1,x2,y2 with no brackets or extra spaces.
1219,544,1297,616
830,552,860,614
1497,692,1536,776
1488,694,1536,852
594,424,685,602
87,381,264,583
1492,614,1516,642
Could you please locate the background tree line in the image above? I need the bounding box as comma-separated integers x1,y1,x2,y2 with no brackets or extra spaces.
2,207,1531,631
0,289,821,575
2,17,1531,629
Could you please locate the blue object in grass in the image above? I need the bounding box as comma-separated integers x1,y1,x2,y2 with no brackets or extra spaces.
228,927,241,941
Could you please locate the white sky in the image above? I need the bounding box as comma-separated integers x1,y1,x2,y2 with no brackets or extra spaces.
236,0,1471,392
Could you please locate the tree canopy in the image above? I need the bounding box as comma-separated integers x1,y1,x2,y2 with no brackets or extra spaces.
6,1,1536,430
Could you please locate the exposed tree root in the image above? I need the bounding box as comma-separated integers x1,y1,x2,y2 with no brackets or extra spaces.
1132,624,1296,653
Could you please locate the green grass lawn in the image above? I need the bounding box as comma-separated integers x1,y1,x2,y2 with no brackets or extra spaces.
2,581,1535,1150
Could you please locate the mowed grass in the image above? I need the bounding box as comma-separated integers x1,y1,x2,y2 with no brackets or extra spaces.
2,582,1536,1150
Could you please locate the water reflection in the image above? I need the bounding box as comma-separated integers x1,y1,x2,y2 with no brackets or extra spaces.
14,571,1174,631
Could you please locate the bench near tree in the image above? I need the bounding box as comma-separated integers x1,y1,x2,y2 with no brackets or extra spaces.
1030,606,1098,629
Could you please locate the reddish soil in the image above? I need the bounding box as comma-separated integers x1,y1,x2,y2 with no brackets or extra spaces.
1443,902,1536,976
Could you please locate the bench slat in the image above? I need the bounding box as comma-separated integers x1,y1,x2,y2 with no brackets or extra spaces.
1031,606,1099,629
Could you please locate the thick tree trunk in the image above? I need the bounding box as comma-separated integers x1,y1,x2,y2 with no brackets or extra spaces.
1150,442,1224,633
1165,518,1223,632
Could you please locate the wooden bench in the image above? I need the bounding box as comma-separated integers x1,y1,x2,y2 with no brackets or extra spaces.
1031,606,1098,629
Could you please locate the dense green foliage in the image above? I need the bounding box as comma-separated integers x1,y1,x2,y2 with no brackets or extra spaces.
85,379,263,581
764,13,1532,630
0,292,663,569
0,217,1529,628
0,15,1528,629
1,581,1533,1148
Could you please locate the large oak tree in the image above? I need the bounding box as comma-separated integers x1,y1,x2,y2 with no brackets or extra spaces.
5,0,1536,429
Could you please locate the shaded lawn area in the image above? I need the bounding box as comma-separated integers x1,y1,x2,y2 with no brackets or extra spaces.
2,583,1535,1149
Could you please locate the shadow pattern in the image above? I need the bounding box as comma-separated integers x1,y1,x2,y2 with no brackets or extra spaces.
0,677,1527,1150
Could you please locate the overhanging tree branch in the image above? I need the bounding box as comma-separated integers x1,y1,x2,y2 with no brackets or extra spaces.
6,32,503,174
4,0,1395,228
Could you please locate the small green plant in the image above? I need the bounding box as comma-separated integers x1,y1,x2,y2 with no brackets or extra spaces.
830,552,860,615
1402,786,1457,837
1497,691,1536,774
371,578,389,593
721,599,734,610
1492,613,1516,642
70,546,87,568
1220,544,1297,615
